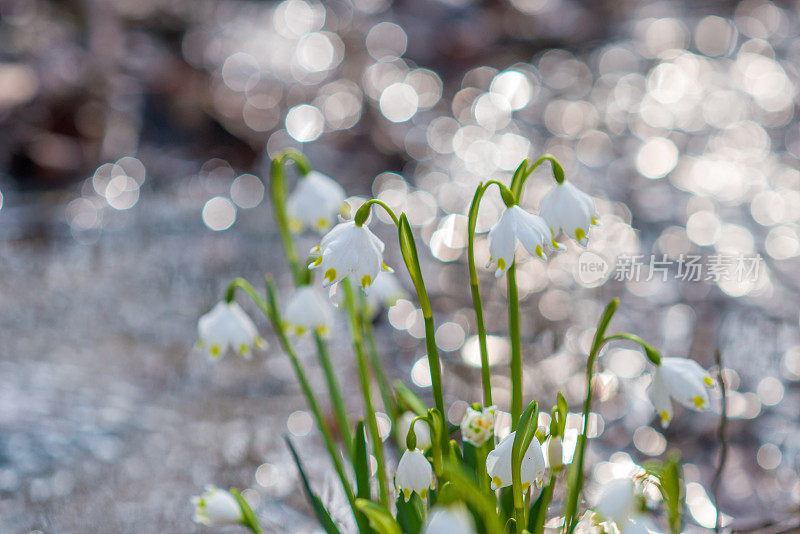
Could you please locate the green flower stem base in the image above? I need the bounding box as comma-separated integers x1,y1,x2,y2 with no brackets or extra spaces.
342,279,390,508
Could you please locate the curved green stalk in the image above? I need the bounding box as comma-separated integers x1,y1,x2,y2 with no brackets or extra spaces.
562,298,619,533
510,154,564,200
268,150,353,458
342,279,390,507
355,199,401,227
466,179,515,408
226,277,360,526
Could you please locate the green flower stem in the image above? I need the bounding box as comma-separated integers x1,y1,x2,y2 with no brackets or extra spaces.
269,154,305,285
314,331,354,456
562,297,619,533
507,263,523,427
532,473,557,534
397,214,447,450
359,293,399,420
510,154,564,199
226,277,359,521
268,150,353,459
342,279,390,508
466,179,515,408
711,349,728,533
358,196,446,451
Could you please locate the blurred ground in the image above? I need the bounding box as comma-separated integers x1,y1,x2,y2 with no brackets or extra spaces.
1,0,800,532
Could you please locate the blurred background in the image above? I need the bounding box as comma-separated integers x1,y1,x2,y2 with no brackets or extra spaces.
1,0,799,532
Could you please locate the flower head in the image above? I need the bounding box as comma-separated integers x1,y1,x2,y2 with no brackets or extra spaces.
423,504,477,534
395,448,434,501
309,221,391,292
485,430,546,491
283,286,333,337
486,205,558,277
460,405,496,446
539,181,597,246
197,302,264,359
397,412,432,450
287,171,347,233
647,357,713,427
191,486,244,526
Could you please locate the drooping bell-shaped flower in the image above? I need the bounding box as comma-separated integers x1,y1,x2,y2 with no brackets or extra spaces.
539,181,597,246
191,486,244,526
283,286,333,337
423,505,477,534
486,205,558,278
309,221,391,292
197,302,265,359
397,411,432,450
485,430,546,491
647,357,713,427
594,478,637,524
395,448,434,501
286,171,347,233
460,405,496,447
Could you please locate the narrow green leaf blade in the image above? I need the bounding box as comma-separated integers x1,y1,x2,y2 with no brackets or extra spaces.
284,436,341,534
354,420,371,501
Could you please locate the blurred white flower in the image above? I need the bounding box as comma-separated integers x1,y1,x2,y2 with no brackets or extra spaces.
486,205,557,277
647,357,713,427
485,430,546,490
423,504,477,534
283,286,333,337
309,221,391,291
395,448,434,501
287,170,346,233
191,486,244,526
397,411,432,450
460,405,496,446
539,181,597,246
197,302,264,359
573,510,617,534
366,271,406,313
594,478,636,524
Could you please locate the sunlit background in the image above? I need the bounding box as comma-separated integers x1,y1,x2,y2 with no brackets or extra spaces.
1,0,799,531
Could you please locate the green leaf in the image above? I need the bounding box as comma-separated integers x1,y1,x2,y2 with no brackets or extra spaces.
229,487,263,534
393,380,428,417
556,392,568,437
396,493,424,534
439,462,504,534
284,436,342,534
354,421,371,501
356,500,402,534
660,453,684,534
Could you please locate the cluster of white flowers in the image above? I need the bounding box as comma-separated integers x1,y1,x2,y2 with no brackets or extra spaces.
191,158,721,534
487,179,596,277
